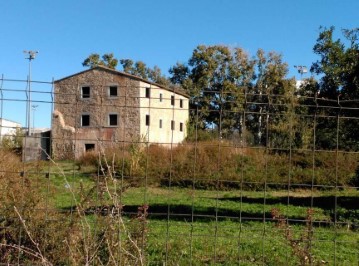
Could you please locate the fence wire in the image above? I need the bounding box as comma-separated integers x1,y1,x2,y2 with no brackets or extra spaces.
0,76,358,265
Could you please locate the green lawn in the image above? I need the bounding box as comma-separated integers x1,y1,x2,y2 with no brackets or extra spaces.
36,161,359,265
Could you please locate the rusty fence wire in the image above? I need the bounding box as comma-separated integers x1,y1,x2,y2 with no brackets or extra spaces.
0,76,358,265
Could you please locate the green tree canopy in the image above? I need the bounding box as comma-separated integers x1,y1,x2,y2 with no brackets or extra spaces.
82,53,118,69
169,45,297,145
82,54,169,85
309,27,359,151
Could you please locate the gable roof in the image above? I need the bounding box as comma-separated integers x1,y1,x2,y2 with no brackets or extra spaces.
55,65,189,98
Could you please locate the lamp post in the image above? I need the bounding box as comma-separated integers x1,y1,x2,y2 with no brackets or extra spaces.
294,65,308,80
24,50,38,136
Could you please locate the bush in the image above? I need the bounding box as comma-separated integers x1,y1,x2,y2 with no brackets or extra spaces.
0,150,69,264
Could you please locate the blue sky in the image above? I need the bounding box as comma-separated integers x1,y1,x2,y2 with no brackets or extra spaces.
0,0,358,128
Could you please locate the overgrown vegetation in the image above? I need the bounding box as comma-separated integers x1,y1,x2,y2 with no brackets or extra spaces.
1,145,358,265
76,141,359,190
0,149,148,265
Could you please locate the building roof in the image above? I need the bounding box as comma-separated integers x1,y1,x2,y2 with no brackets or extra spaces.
55,65,189,98
0,118,22,125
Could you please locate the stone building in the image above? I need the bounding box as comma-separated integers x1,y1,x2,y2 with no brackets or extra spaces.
52,66,189,159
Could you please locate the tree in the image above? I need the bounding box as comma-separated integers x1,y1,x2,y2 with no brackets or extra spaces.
170,45,297,145
83,54,170,86
82,53,118,69
170,45,255,136
119,59,169,85
247,49,298,147
310,27,359,150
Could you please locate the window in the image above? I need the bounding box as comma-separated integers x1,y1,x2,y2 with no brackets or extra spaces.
171,120,175,130
81,114,90,127
81,86,90,98
145,87,151,98
109,86,118,97
180,99,183,108
146,115,150,126
180,122,184,132
85,144,95,152
159,93,163,102
109,114,118,126
159,119,162,128
171,95,175,106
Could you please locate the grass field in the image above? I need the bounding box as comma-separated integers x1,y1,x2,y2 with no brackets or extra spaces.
34,161,359,265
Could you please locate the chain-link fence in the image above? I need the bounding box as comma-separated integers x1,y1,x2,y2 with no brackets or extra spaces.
0,75,358,265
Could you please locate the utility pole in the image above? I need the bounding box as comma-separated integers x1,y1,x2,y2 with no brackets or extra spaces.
24,50,38,136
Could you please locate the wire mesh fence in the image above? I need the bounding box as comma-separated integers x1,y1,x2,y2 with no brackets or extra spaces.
0,74,358,265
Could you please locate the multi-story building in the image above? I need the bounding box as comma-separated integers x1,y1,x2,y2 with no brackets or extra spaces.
51,65,189,159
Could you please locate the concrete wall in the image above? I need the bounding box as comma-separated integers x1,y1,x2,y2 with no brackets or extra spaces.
139,82,188,145
22,130,51,162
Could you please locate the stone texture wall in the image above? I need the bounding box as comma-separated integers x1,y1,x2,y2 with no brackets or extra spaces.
52,68,141,159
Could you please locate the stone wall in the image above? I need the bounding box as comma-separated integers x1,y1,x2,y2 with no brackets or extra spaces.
52,68,141,160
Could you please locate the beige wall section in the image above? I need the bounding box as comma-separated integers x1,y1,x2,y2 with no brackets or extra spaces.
139,81,188,145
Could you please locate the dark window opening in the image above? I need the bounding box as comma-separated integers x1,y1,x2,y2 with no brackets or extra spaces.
109,86,118,97
146,115,150,126
180,122,183,132
85,144,95,152
159,93,163,102
81,115,90,127
180,99,183,108
171,95,175,106
145,87,151,98
82,86,90,98
171,120,175,130
109,114,118,126
159,119,162,128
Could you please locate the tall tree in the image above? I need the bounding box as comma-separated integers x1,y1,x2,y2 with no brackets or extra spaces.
170,45,254,136
170,45,297,144
119,59,169,85
310,27,359,150
82,53,118,69
247,49,297,147
83,55,169,85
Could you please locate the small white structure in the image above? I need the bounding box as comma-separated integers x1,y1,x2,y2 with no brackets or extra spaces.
0,118,21,140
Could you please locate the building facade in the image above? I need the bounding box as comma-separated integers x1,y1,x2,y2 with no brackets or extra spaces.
0,118,21,140
52,66,189,159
